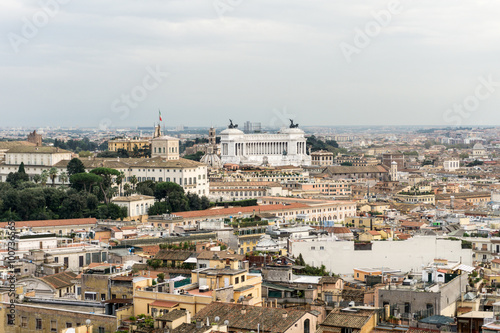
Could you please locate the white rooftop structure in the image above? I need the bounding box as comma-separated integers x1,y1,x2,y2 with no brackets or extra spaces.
220,120,311,167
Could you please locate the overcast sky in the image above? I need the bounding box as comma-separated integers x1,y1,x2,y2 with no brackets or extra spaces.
1,0,500,129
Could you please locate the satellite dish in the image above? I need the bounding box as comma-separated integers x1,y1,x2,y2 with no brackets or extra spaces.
223,320,229,326
214,316,220,323
238,296,244,302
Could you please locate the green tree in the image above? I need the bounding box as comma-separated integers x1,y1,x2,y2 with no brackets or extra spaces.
78,151,93,158
154,182,189,212
200,196,210,210
59,171,68,185
89,167,121,203
136,180,155,196
187,192,201,210
49,167,59,186
97,203,127,220
59,193,88,219
70,173,103,193
16,188,46,220
40,170,49,187
130,175,138,190
123,183,131,196
18,162,26,174
33,174,42,184
67,158,86,176
147,259,163,269
183,151,204,161
132,145,140,158
466,160,484,167
148,201,168,215
116,148,129,158
296,253,305,266
6,171,29,187
115,171,125,196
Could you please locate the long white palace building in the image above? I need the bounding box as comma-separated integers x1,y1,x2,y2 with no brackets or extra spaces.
220,121,311,167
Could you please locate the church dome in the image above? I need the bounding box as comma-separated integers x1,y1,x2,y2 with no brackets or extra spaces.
473,143,484,149
200,153,222,169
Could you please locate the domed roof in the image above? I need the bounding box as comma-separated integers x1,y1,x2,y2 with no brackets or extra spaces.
200,153,222,169
473,143,484,149
220,128,244,135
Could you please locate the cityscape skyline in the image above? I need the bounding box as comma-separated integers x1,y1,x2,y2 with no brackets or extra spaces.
2,0,500,127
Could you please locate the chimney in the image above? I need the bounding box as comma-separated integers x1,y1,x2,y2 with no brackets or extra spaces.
169,280,175,294
282,312,288,318
241,308,246,315
186,311,191,324
196,320,202,329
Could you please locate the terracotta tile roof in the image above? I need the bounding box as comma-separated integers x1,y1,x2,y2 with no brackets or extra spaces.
150,300,179,308
0,218,97,229
193,302,310,333
130,157,205,168
210,181,282,188
311,226,352,234
0,141,36,149
6,146,71,154
319,276,341,284
155,250,196,261
401,221,425,228
196,251,244,261
407,328,440,333
173,203,308,219
111,276,134,281
321,309,375,329
324,165,388,175
40,271,78,290
157,309,188,321
171,323,212,333
436,192,491,200
396,234,412,240
54,158,130,169
112,195,155,202
141,245,160,255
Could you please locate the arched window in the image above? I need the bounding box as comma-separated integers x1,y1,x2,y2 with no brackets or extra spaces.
304,319,310,333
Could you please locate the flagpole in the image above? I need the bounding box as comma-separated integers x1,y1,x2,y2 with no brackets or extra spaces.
161,109,165,136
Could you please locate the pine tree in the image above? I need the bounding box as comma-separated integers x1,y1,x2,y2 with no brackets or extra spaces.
18,162,26,174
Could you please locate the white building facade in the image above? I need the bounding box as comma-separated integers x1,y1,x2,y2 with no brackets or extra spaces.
220,126,311,167
443,159,460,171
